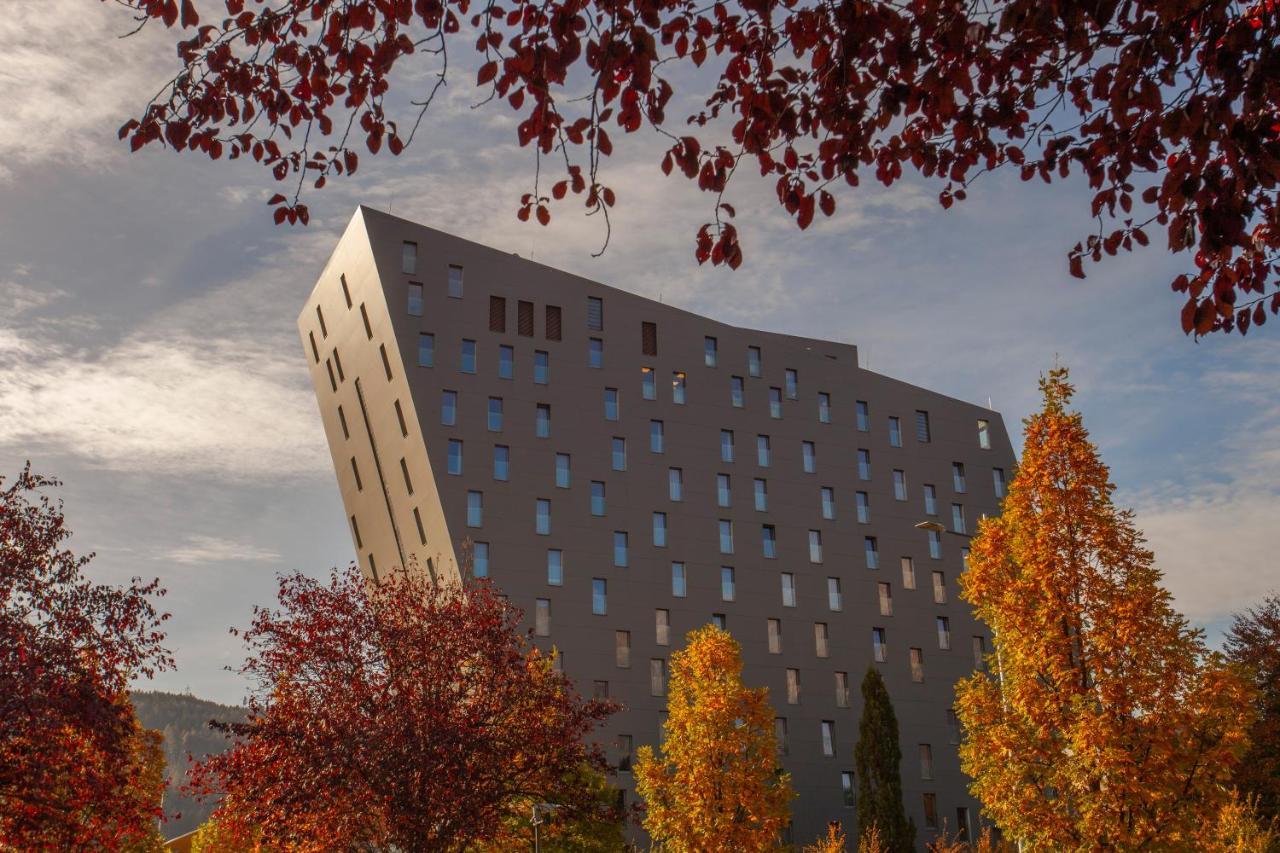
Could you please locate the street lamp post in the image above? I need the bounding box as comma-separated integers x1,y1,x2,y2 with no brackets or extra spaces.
532,802,560,853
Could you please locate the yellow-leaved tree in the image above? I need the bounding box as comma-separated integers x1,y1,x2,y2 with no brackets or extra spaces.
634,624,794,850
956,368,1255,849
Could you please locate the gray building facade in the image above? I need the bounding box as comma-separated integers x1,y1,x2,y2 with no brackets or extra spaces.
299,206,1016,847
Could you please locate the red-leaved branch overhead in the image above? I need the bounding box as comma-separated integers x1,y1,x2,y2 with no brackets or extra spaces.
109,0,1280,335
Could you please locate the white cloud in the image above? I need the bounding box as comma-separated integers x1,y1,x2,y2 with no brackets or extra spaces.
165,534,281,565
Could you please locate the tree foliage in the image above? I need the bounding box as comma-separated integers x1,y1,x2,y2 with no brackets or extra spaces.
1226,594,1280,824
472,763,631,852
634,624,793,850
853,666,915,853
956,368,1256,849
106,0,1280,334
187,564,617,853
0,465,171,848
803,821,848,853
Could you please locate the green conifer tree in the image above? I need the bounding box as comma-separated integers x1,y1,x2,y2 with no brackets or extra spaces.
854,666,915,852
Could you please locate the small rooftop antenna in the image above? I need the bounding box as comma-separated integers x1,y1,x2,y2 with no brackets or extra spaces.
988,396,993,410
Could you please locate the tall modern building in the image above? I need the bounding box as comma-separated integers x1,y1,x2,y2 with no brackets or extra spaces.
300,206,1016,846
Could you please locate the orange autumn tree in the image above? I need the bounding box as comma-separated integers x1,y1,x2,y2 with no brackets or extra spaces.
634,624,793,849
956,368,1255,849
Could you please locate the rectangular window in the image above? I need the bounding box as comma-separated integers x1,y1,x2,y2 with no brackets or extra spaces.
467,491,483,527
878,582,893,616
717,474,732,508
747,345,762,377
332,347,345,382
493,445,509,481
446,265,463,298
642,366,657,400
555,453,570,488
611,437,627,471
650,420,665,453
719,519,734,554
714,613,727,632
893,470,907,501
957,807,972,842
547,549,563,585
828,577,843,611
818,392,831,423
993,467,1007,498
447,440,463,475
379,344,393,381
407,281,424,316
394,400,408,437
415,332,434,367
731,375,745,408
776,717,789,756
656,609,670,645
650,658,666,696
616,631,631,668
865,537,880,570
671,563,687,598
768,618,782,654
545,305,562,340
858,449,871,481
769,387,783,419
856,491,871,522
973,634,988,670
590,481,606,516
536,404,551,438
350,456,363,491
841,771,855,807
592,681,609,700
534,350,549,384
593,578,607,615
536,498,551,535
919,743,934,780
402,241,418,275
924,484,937,515
721,430,735,463
668,468,683,501
937,617,952,650
835,672,850,708
786,668,801,704
535,598,551,636
588,337,603,368
338,404,350,439
757,435,771,467
952,503,966,534
604,388,619,421
815,623,830,658
953,462,967,493
873,627,888,662
461,339,477,373
781,572,796,608
947,709,961,744
785,368,798,399
822,487,836,520
351,514,363,549
721,566,736,601
642,321,658,356
754,478,768,512
498,345,514,380
587,296,604,331
704,336,718,367
809,530,823,564
889,416,902,447
923,794,938,830
473,541,489,578
910,647,925,682
613,531,629,567
978,419,991,449
517,299,534,336
902,557,917,589
856,400,870,432
487,397,503,432
309,330,319,363
652,512,667,547
821,720,836,757
441,390,459,425
339,274,353,308
489,295,507,332
763,525,777,559
962,546,971,570
802,440,816,473
672,371,686,404
916,410,931,443
929,530,942,560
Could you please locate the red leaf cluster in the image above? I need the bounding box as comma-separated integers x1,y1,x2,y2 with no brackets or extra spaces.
107,0,1280,335
186,564,620,851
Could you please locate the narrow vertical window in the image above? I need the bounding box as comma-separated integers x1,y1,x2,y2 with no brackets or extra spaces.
865,536,880,569
919,744,934,780
924,484,937,514
592,578,607,615
857,449,871,481
901,557,917,589
473,542,489,577
704,336,718,367
910,647,925,682
315,305,328,339
977,418,991,449
447,264,464,298
591,481,606,516
400,457,414,494
672,371,686,404
953,462,967,493
604,388,619,420
545,305,562,340
535,403,551,438
769,387,783,419
888,416,902,447
754,478,768,512
613,531,629,567
417,332,434,367
827,577,843,611
379,344,392,381
535,599,551,636
611,437,627,471
652,512,667,547
493,445,509,481
952,503,967,534
893,470,907,501
802,440,816,473
641,321,658,356
856,400,870,432
841,772,855,806
835,672,850,707
815,623,830,658
555,453,571,488
786,668,801,704
972,635,988,670
730,376,745,407
338,404,350,439
923,794,939,830
873,627,888,662
776,717,789,755
339,274,353,308
547,549,563,585
821,720,835,756
487,397,503,432
821,487,835,520
360,304,372,339
588,337,604,368
818,392,831,424
781,572,796,607
768,619,782,654
668,468,683,501
671,562,687,597
534,350,549,385
856,491,870,522
655,609,670,645
309,331,319,363
747,345,762,377
878,582,893,616
350,456,363,491
441,390,457,425
721,430,735,462
784,368,798,399
587,296,604,331
763,525,778,558
498,344,514,379
401,241,417,274
407,282,423,316
489,295,507,332
720,566,736,601
757,435,771,467
929,529,943,559
616,631,631,668
460,339,477,373
916,410,932,442
467,491,483,527
326,358,337,391
719,519,734,554
717,474,732,508
394,400,408,437
809,530,823,563
650,658,666,696
350,514,362,549
517,299,534,336
332,348,346,381
937,617,952,649
642,366,657,400
993,467,1007,497
536,498,551,535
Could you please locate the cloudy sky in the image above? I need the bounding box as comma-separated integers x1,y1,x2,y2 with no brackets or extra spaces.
2,1,1276,705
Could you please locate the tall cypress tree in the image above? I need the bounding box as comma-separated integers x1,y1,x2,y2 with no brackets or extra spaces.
854,666,915,852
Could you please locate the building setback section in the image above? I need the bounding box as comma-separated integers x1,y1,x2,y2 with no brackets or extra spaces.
299,206,1016,847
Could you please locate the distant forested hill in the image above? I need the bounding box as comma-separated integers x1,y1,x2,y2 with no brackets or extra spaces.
131,690,248,839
